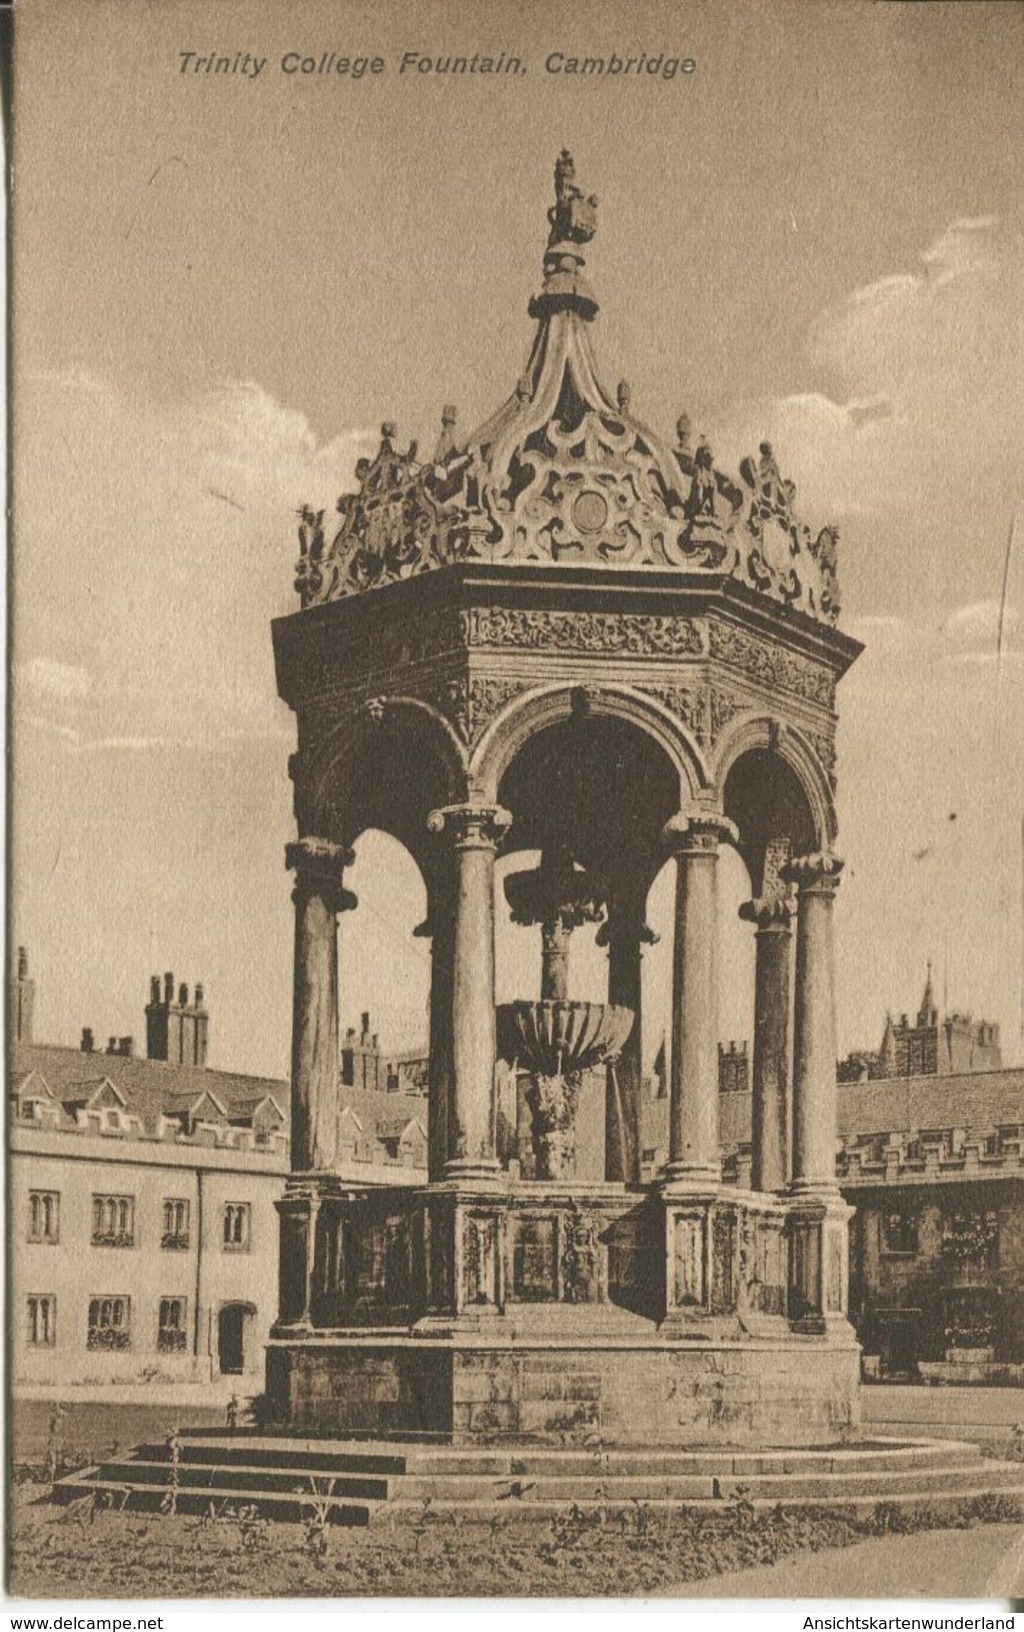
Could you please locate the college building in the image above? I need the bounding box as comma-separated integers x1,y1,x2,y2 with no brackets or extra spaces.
9,952,425,1390
9,949,1023,1391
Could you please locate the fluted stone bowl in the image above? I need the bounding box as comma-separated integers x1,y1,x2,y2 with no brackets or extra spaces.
497,999,634,1077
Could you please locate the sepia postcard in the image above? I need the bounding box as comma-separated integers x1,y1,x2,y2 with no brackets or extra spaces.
6,0,1024,1611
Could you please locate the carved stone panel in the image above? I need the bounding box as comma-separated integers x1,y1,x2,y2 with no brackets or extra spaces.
510,1215,559,1302
385,1215,412,1310
673,1213,706,1309
712,1208,736,1315
560,1206,602,1303
463,1212,500,1307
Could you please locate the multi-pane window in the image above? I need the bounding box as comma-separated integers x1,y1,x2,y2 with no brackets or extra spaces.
157,1297,188,1351
28,1190,60,1243
27,1295,56,1347
87,1296,131,1349
223,1203,251,1250
161,1199,190,1250
880,1212,919,1256
91,1195,135,1247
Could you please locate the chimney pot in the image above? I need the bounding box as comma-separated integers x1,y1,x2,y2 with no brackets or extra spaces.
120,1036,133,1056
179,982,189,1007
164,972,174,1001
17,946,28,979
150,975,161,1004
107,1036,118,1054
195,983,204,1007
81,1027,94,1053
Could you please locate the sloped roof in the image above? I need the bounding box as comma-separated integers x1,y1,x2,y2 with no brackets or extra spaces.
646,1067,1024,1156
378,1115,428,1141
9,1043,290,1138
836,1069,1024,1138
344,1082,428,1142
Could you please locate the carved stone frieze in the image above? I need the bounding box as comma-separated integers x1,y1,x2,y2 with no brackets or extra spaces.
291,607,464,699
464,606,705,657
707,621,836,710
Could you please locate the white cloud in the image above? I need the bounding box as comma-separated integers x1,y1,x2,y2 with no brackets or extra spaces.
707,217,1024,616
17,656,92,699
15,373,376,747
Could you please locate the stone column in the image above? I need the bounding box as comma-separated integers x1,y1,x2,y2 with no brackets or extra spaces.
427,803,511,1180
597,895,656,1184
739,896,793,1193
503,844,602,1004
782,851,852,1332
784,853,843,1195
539,914,572,1001
416,866,455,1184
663,813,737,1188
285,836,356,1173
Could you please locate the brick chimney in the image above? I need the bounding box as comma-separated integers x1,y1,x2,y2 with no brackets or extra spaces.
146,969,209,1066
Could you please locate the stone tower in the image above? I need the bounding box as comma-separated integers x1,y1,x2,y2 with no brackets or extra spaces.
267,153,863,1445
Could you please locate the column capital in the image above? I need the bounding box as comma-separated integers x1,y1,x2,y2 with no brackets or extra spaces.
782,851,844,896
595,909,659,950
427,803,512,851
739,895,795,932
663,811,738,855
285,836,357,913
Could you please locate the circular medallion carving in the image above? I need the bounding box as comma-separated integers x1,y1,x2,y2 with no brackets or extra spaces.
572,490,609,534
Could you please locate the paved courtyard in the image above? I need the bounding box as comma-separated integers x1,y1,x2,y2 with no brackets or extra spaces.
863,1386,1024,1447
664,1521,1024,1599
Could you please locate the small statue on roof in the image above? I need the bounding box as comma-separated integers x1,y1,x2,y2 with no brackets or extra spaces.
548,148,598,247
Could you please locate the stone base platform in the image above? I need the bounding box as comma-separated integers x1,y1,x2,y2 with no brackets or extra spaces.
265,1320,861,1447
54,1431,1024,1526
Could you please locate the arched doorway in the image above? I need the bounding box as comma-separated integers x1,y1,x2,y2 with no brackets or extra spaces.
217,1302,255,1376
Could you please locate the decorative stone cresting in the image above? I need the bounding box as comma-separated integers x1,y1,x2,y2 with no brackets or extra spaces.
294,151,841,626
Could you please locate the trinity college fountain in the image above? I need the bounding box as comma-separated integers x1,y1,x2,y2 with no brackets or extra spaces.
266,152,862,1447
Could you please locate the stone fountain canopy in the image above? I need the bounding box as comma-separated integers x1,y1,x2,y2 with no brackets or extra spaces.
267,152,866,1451
295,150,841,627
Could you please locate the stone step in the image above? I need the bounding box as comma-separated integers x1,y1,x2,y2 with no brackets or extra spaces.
52,1474,377,1526
384,1480,1024,1522
51,1432,1017,1528
162,1433,983,1480
712,1462,1024,1502
93,1459,391,1501
392,1460,1017,1506
133,1441,406,1477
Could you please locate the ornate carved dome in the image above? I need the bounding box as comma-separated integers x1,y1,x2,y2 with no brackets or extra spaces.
295,151,841,626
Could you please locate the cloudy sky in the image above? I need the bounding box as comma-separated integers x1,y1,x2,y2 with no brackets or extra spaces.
12,0,1023,1080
